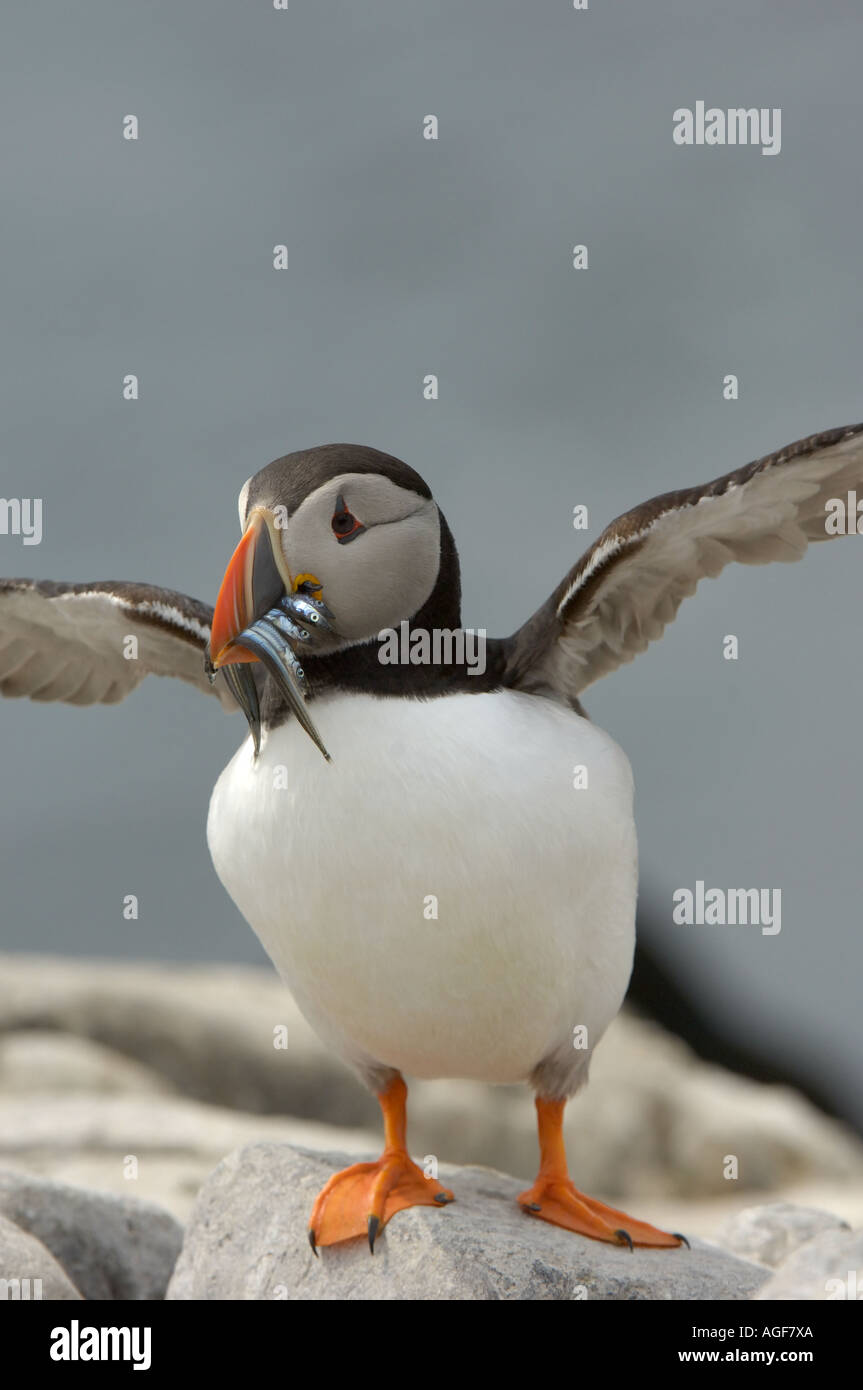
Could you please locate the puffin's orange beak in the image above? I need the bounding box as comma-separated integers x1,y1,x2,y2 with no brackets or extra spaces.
209,510,291,668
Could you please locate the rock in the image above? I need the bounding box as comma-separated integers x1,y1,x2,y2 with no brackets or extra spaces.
753,1227,863,1300
0,1030,174,1097
0,1169,183,1300
0,1093,378,1221
3,955,861,1203
567,1014,863,1199
611,1182,863,1245
166,1143,770,1301
0,1213,82,1300
0,953,377,1126
0,1093,376,1161
714,1202,851,1268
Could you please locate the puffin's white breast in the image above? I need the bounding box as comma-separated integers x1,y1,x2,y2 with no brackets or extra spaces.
207,688,637,1086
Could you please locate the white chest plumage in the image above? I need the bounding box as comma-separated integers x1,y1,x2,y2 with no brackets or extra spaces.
206,688,638,1091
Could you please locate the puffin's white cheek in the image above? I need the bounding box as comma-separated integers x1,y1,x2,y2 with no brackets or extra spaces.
325,518,440,641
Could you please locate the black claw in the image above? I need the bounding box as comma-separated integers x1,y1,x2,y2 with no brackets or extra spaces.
368,1214,380,1254
673,1232,690,1249
433,1192,449,1204
615,1228,634,1252
308,1228,318,1257
527,1202,542,1212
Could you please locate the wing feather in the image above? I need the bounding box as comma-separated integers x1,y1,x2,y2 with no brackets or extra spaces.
0,579,238,710
503,423,863,701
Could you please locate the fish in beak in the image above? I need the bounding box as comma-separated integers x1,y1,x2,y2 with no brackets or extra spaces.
206,509,333,761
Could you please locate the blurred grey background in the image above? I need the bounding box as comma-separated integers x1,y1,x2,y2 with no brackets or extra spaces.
1,3,860,1125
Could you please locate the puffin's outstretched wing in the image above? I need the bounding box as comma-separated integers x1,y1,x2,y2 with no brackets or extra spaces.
0,579,237,708
503,422,863,702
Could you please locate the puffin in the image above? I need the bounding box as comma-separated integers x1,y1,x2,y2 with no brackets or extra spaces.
2,423,862,1255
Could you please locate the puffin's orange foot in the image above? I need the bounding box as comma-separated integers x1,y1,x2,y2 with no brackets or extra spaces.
517,1177,685,1249
308,1151,454,1253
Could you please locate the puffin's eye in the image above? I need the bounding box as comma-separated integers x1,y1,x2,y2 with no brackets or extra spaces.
331,495,365,544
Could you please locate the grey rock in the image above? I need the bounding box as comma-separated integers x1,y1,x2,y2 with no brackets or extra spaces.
0,1093,377,1221
0,1213,82,1301
3,955,862,1202
0,954,376,1126
753,1227,863,1300
0,1093,376,1160
715,1202,850,1269
166,1143,770,1301
0,1169,183,1300
0,1030,173,1097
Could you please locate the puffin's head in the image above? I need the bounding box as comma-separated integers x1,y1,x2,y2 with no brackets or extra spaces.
207,443,457,755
